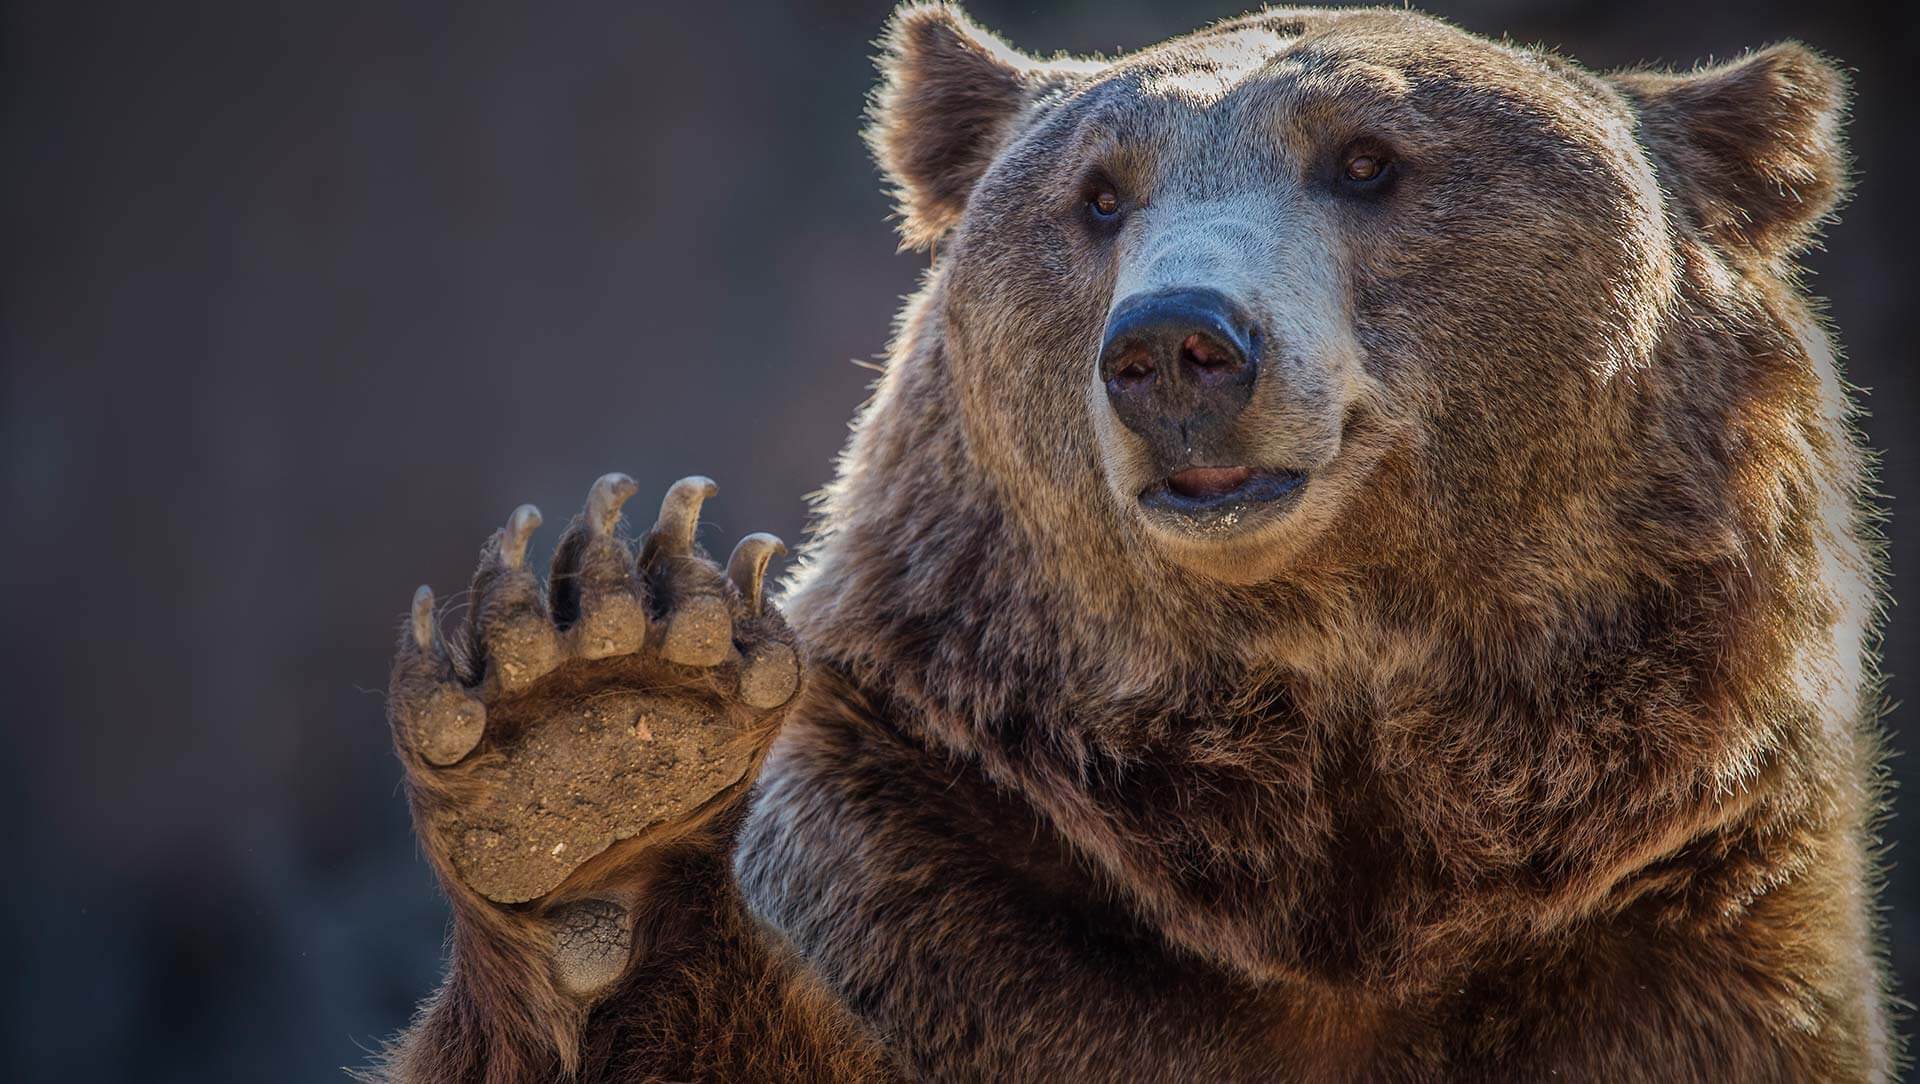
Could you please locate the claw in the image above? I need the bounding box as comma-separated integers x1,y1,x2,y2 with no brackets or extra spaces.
503,504,543,568
587,473,639,536
726,533,786,617
649,476,716,559
411,585,437,651
555,474,648,658
473,503,562,697
394,583,487,766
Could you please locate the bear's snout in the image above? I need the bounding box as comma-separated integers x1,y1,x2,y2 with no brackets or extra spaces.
1100,288,1260,457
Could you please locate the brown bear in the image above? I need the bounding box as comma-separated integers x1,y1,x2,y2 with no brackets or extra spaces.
373,4,1889,1081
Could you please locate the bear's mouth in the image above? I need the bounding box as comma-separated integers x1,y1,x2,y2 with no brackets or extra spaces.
1138,466,1307,534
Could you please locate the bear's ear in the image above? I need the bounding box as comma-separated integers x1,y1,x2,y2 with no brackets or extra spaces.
867,4,1066,249
1614,44,1849,262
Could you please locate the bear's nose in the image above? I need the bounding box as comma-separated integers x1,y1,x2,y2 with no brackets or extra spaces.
1100,288,1260,443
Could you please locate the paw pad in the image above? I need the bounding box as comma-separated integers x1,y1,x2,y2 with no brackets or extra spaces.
550,898,633,998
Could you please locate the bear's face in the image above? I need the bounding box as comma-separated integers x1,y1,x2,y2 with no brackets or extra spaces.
870,6,1844,587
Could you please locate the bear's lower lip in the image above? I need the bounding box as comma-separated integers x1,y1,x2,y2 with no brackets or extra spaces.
1138,467,1307,533
1167,465,1252,499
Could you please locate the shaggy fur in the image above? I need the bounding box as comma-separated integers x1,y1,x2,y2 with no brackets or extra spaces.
378,5,1889,1081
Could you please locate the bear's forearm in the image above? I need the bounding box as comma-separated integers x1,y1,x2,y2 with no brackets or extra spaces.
736,706,1289,1079
747,860,1283,1079
381,812,892,1084
1483,882,1888,1083
374,896,588,1083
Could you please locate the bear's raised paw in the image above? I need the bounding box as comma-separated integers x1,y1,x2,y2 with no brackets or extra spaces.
388,475,798,908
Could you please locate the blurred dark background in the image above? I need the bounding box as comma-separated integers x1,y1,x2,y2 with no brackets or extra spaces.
3,0,1914,1078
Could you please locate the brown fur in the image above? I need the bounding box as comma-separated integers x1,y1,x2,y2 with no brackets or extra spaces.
378,5,1890,1081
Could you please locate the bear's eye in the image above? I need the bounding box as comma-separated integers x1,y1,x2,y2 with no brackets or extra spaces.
1079,172,1131,235
1336,143,1397,196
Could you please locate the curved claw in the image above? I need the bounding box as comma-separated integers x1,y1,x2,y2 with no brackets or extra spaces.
411,585,437,651
586,472,639,536
503,504,543,568
395,582,486,766
726,533,787,617
650,476,717,558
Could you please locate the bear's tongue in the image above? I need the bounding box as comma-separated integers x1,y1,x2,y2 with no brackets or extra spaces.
1167,466,1252,499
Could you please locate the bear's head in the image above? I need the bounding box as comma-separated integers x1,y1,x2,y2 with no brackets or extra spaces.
857,3,1848,601
790,3,1861,742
